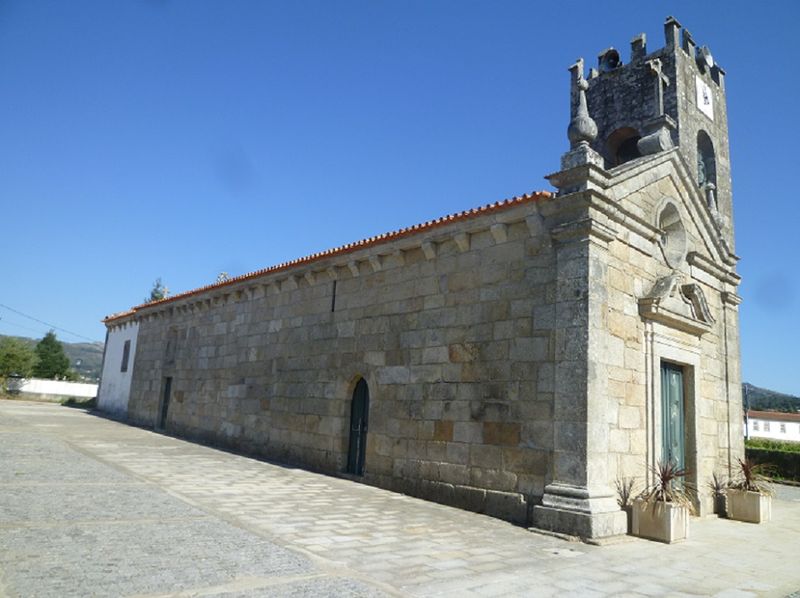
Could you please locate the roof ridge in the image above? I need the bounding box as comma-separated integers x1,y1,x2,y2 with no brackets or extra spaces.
747,409,800,421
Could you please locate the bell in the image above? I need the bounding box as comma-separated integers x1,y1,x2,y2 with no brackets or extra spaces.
598,48,621,73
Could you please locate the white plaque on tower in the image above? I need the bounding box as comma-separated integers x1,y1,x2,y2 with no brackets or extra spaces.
695,75,714,120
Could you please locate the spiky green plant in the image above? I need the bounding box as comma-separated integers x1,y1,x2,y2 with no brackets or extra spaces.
729,458,774,496
615,477,636,508
638,460,696,514
707,471,728,498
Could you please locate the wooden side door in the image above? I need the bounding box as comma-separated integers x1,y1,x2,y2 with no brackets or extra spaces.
347,378,369,476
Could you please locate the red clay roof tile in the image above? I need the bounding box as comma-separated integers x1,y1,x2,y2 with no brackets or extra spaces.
103,190,552,323
747,410,800,422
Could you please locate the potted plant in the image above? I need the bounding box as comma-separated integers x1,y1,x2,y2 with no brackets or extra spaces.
707,471,728,518
615,477,636,534
726,458,773,524
631,461,695,543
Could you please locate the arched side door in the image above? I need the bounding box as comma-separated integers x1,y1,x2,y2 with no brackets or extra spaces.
346,378,369,476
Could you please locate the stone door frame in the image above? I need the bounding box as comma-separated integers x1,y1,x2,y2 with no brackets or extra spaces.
644,322,701,511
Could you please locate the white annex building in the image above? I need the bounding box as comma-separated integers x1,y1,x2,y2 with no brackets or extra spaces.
96,321,139,417
746,410,800,443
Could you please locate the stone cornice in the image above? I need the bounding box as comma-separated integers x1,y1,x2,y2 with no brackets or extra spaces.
721,291,743,307
105,315,137,332
687,251,740,285
551,217,617,245
541,186,662,251
545,162,611,196
106,195,555,326
584,190,661,243
638,298,713,336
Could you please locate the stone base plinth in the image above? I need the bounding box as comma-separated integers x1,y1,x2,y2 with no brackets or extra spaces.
533,505,627,539
532,482,627,540
560,142,604,170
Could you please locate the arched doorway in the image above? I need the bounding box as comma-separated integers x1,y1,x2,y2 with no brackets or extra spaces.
346,378,369,476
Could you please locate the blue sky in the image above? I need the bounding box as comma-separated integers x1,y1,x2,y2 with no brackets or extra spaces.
0,1,798,395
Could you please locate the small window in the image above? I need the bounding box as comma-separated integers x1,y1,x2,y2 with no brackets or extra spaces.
165,328,178,365
764,422,770,432
780,423,786,434
752,421,759,431
658,203,688,267
120,340,131,373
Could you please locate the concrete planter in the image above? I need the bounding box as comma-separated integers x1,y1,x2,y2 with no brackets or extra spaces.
726,490,771,524
631,498,689,543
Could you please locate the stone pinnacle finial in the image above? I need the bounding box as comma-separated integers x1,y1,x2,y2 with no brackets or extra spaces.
567,59,597,148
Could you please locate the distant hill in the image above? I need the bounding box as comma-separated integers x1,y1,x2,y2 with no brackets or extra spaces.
743,383,800,413
0,334,104,381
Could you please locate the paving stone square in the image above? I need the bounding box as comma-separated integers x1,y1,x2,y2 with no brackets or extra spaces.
1,400,799,597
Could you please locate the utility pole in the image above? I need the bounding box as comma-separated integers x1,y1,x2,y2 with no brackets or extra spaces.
743,384,750,441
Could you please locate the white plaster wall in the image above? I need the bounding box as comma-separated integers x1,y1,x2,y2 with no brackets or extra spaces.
18,379,98,398
746,418,800,443
97,321,139,417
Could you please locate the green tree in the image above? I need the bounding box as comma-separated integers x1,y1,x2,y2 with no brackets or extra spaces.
32,331,70,379
146,277,169,303
0,337,37,378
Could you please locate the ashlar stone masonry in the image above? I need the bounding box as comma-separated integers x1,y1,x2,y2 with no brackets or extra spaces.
98,17,743,540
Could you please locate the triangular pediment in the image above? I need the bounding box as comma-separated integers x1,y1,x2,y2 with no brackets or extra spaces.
602,149,736,270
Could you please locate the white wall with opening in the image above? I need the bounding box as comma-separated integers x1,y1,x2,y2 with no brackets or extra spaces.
97,321,139,417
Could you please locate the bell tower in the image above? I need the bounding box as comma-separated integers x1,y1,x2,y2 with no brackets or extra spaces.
535,16,743,540
579,16,734,247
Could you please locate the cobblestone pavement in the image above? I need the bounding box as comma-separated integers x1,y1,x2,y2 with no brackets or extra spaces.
1,400,799,597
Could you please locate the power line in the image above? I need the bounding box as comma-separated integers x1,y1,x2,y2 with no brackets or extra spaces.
0,303,97,343
0,317,50,337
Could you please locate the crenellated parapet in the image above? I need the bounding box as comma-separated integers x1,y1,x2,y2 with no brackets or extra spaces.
554,16,735,248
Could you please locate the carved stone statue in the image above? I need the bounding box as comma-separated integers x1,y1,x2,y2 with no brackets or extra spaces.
697,154,707,187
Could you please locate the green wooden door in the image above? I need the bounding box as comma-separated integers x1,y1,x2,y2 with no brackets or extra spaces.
347,378,369,476
661,363,685,470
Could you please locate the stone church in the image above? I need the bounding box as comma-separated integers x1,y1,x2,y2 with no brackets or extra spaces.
98,17,742,540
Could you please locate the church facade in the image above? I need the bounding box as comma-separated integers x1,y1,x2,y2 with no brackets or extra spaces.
98,17,743,540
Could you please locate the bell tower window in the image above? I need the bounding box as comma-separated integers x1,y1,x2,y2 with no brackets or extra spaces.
697,131,717,211
607,127,642,166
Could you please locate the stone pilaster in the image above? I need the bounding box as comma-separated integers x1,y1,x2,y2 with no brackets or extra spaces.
722,291,744,477
531,210,626,540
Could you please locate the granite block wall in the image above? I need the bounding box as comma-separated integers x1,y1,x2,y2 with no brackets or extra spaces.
126,205,558,523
